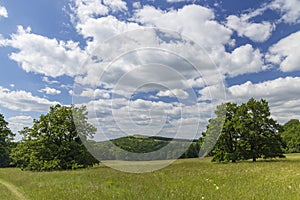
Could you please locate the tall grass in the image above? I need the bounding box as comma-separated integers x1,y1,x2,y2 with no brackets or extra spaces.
0,154,299,200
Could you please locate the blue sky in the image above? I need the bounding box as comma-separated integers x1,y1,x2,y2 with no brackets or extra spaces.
0,0,300,141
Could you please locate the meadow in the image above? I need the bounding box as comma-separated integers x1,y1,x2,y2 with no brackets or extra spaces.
0,154,299,200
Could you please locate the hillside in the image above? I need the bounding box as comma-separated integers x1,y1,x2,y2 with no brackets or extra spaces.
89,135,201,161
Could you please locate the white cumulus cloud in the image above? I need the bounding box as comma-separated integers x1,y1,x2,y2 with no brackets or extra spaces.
197,75,300,124
0,26,88,77
103,0,127,13
80,88,110,99
270,0,300,24
226,15,275,42
266,31,300,72
39,87,61,95
70,0,127,23
220,44,265,77
227,77,300,123
0,5,8,18
133,4,232,51
157,89,189,99
0,86,59,112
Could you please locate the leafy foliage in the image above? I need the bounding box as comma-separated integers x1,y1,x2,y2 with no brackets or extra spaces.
203,98,285,162
0,114,14,167
10,104,99,171
208,103,240,162
281,119,300,153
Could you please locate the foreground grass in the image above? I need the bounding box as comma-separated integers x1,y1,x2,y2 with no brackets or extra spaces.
0,154,299,200
0,183,17,199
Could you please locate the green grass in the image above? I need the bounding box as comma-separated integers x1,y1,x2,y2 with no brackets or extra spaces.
0,183,17,199
0,154,299,200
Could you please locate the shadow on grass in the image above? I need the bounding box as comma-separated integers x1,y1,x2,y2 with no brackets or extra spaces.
218,159,300,165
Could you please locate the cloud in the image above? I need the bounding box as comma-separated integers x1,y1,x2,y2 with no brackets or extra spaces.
223,0,300,43
197,76,300,124
79,88,110,99
0,5,8,18
82,97,211,140
39,87,61,95
157,89,189,99
8,116,33,139
70,0,127,23
266,31,300,72
69,2,231,140
76,15,140,52
220,44,265,77
0,26,88,77
133,5,232,51
42,77,59,84
132,2,141,9
103,0,127,13
226,15,275,42
8,115,33,124
228,78,300,101
74,28,222,94
0,86,59,112
270,0,300,24
71,3,236,100
132,5,267,77
198,83,226,102
72,3,262,96
227,77,300,123
70,0,109,23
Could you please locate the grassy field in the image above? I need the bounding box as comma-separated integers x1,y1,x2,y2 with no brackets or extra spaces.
0,154,299,200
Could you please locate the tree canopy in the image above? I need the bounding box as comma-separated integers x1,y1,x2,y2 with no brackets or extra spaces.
0,114,14,167
10,104,99,171
202,98,285,162
281,119,300,153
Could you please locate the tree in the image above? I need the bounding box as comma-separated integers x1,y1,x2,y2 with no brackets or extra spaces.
10,104,99,171
0,114,14,167
202,98,285,162
236,98,284,161
210,103,240,162
281,119,300,153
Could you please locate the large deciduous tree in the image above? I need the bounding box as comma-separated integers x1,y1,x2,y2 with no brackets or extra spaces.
202,98,285,162
237,98,284,161
0,114,14,167
10,104,98,171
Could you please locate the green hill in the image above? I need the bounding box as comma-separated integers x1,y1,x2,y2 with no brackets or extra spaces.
89,135,200,161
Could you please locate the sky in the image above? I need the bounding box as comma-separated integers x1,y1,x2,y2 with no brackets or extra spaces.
0,0,300,141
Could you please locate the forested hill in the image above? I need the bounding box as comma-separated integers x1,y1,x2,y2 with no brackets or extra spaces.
111,135,198,153
90,135,201,161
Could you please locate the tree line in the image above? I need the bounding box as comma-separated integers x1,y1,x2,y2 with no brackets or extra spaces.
0,98,299,171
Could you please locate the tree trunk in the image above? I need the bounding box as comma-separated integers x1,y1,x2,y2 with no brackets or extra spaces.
252,157,256,162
